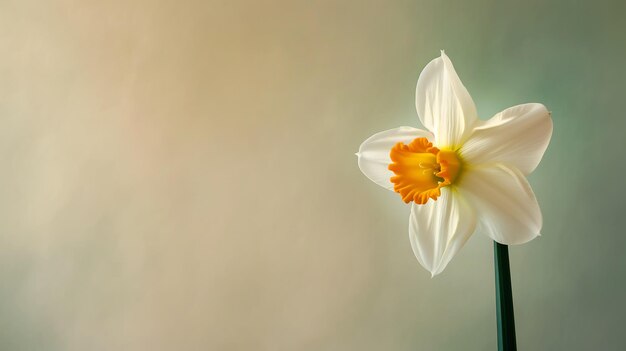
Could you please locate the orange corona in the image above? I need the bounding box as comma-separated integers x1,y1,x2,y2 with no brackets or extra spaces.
388,137,462,204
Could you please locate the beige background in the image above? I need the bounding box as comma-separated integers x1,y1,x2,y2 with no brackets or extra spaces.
1,0,625,350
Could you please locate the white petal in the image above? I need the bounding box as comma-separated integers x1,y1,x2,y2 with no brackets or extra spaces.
461,103,553,175
409,187,477,276
458,164,542,245
357,127,432,190
415,51,478,149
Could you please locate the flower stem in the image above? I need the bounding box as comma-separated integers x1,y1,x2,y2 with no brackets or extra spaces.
494,242,517,351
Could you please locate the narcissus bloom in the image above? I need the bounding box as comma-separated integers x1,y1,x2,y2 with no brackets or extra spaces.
356,52,552,276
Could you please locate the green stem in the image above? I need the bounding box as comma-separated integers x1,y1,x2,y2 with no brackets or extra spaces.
494,242,517,351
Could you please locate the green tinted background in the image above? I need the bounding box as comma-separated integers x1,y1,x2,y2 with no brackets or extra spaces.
1,0,624,350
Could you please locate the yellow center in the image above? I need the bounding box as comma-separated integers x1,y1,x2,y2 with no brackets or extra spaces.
388,137,462,204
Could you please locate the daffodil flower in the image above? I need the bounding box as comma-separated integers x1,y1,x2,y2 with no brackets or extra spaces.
356,52,552,276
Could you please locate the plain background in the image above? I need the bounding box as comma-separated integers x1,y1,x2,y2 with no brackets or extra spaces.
1,0,625,350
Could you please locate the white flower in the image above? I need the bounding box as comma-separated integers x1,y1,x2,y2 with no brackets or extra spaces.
356,51,553,276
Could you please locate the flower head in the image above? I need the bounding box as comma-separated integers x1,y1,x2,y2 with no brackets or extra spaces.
356,51,552,276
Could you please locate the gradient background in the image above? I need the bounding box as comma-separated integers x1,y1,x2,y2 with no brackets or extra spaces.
1,0,625,350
